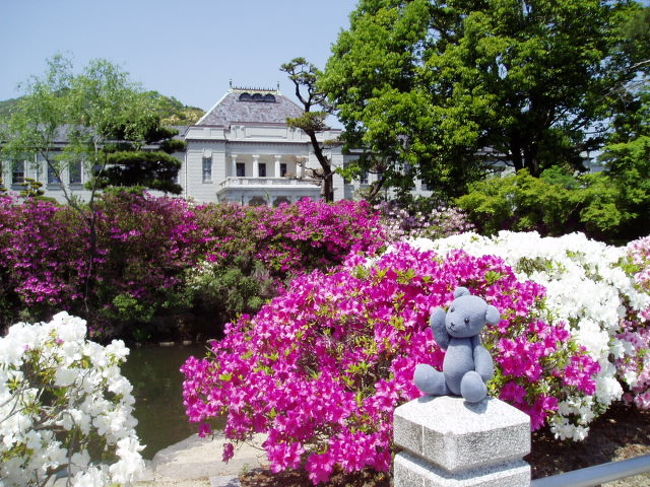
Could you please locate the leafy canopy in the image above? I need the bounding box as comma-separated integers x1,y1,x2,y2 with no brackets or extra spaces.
321,0,650,199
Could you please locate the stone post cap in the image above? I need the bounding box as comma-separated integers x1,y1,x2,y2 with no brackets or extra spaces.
394,396,531,474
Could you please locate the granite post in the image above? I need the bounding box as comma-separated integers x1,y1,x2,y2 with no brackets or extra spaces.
393,396,531,487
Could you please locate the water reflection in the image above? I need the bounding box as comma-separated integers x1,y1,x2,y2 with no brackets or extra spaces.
122,343,209,459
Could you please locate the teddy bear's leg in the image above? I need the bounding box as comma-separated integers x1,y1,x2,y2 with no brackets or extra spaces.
474,346,494,383
414,364,449,396
460,371,487,403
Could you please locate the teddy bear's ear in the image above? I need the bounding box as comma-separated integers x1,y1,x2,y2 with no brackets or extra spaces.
454,287,471,298
485,305,500,324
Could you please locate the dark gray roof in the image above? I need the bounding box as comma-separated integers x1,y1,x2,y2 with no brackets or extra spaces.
197,90,304,126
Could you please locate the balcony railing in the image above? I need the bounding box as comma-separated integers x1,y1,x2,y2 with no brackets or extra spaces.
217,177,320,189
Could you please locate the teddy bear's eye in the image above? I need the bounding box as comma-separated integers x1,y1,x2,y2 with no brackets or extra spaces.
464,317,470,324
450,307,455,312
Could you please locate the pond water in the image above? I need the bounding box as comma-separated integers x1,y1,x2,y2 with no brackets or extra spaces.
121,343,214,459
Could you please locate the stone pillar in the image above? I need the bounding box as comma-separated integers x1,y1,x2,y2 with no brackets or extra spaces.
394,396,531,487
252,155,259,178
274,155,281,178
231,154,237,178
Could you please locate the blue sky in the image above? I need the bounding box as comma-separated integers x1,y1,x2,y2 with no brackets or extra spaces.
0,0,359,110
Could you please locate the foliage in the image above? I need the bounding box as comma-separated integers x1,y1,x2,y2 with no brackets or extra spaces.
182,260,276,329
455,167,648,242
182,243,599,483
596,84,650,240
426,231,650,438
456,169,584,236
320,0,649,199
92,126,185,194
0,312,143,486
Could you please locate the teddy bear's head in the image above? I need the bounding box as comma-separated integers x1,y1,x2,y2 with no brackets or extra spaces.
445,287,500,338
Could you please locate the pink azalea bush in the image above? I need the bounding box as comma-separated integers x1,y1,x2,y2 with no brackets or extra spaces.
195,198,386,277
0,193,386,339
618,236,650,409
181,243,598,484
0,192,211,337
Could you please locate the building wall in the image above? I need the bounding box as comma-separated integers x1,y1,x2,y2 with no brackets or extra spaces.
1,121,432,204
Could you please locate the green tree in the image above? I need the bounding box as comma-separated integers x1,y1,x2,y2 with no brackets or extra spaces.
596,83,650,240
280,58,338,201
92,123,184,194
321,0,649,199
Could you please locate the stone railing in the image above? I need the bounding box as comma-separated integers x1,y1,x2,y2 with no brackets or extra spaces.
393,396,531,487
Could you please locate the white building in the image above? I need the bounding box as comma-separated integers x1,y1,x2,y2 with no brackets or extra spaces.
180,86,348,205
1,86,434,204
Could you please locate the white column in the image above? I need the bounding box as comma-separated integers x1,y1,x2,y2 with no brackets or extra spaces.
297,156,307,178
252,155,259,178
231,154,237,177
274,155,281,178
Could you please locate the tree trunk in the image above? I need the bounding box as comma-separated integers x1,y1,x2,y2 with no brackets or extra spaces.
307,130,334,202
510,133,524,172
523,143,541,177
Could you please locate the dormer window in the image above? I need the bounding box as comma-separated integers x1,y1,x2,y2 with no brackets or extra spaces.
237,91,277,103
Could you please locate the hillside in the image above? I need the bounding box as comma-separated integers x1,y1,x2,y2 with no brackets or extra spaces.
0,92,205,126
0,98,21,119
144,91,205,126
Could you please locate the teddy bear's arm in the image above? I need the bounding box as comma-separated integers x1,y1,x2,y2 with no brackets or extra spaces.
471,335,494,382
430,307,450,350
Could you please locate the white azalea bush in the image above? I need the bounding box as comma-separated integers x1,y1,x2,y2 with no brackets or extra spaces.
0,312,144,487
407,231,650,441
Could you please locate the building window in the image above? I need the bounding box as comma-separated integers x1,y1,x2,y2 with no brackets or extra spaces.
258,163,266,177
236,162,246,177
47,163,61,185
69,161,82,185
202,156,212,183
12,160,25,186
280,163,287,177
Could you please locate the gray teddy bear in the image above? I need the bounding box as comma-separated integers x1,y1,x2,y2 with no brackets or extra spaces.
414,287,500,403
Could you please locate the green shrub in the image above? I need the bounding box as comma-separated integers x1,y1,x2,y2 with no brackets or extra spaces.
456,167,648,243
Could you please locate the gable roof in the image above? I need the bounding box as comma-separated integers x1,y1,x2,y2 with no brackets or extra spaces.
196,88,304,127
